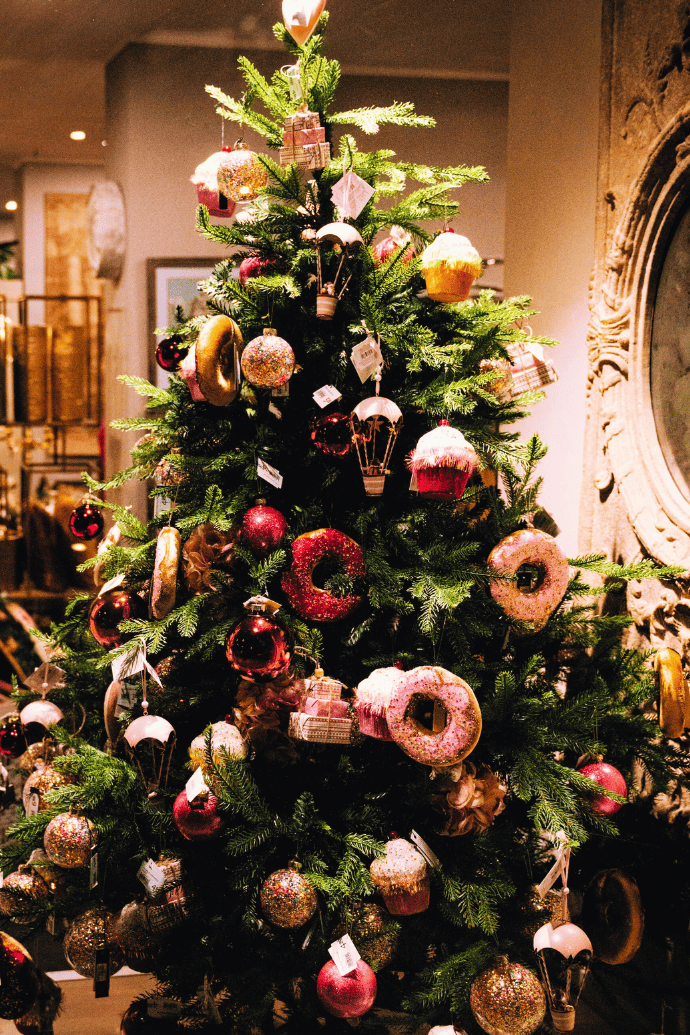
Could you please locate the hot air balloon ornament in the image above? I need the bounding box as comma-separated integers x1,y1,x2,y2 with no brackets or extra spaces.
314,222,364,319
122,663,175,803
350,383,403,497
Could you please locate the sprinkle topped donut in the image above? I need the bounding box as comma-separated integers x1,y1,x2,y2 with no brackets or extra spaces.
386,665,482,768
281,528,365,622
487,528,569,631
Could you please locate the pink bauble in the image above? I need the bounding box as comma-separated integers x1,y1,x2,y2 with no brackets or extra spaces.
578,761,627,815
172,790,226,841
316,960,377,1018
241,505,288,555
372,227,416,266
238,256,281,286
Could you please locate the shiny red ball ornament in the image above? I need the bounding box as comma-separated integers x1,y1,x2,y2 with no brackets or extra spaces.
316,959,377,1018
68,503,104,541
155,337,189,373
310,412,353,457
241,505,288,555
0,714,26,757
0,932,38,1020
88,588,147,648
225,612,291,682
238,255,281,286
172,789,226,841
578,761,627,815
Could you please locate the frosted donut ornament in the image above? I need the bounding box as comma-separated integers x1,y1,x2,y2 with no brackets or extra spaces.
183,315,243,407
487,528,569,631
149,527,181,620
386,665,482,768
654,647,689,738
281,528,365,622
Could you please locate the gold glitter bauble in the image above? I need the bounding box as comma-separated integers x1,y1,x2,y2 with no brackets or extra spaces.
27,852,70,900
114,901,160,972
331,902,398,971
0,932,38,1020
517,884,558,941
260,867,317,929
18,741,57,772
470,956,546,1035
217,148,267,203
43,813,96,869
0,869,50,924
22,765,76,813
63,907,124,978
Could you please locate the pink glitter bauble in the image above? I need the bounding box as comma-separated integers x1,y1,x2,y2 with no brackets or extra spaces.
578,761,627,815
241,329,294,389
316,960,377,1018
241,505,288,555
238,255,281,286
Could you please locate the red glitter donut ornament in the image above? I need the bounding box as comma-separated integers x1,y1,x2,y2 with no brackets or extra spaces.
281,529,365,622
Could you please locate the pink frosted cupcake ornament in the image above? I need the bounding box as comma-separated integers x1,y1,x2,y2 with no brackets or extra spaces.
354,667,404,740
420,230,483,303
369,837,430,916
408,420,478,501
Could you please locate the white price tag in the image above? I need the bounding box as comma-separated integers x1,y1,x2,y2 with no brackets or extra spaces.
257,458,284,489
409,829,441,869
46,912,56,935
272,383,290,397
0,870,3,889
351,337,383,383
328,934,361,976
331,171,375,220
268,401,282,419
147,999,182,1020
186,767,209,803
137,858,166,896
90,849,99,891
116,680,138,716
99,573,125,596
313,384,342,408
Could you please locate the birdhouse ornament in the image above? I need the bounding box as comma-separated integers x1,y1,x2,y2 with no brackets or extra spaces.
408,420,479,500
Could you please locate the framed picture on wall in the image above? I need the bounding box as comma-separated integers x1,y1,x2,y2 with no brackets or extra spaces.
146,258,219,388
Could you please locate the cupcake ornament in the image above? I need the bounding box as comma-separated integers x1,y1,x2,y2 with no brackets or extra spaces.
420,230,483,303
408,419,479,500
369,837,430,916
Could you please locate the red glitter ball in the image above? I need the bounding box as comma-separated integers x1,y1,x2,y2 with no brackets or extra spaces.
316,959,377,1018
241,505,288,555
281,528,365,622
578,761,627,815
238,256,282,286
172,789,226,841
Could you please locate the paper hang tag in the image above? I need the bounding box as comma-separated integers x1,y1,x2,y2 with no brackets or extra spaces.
268,401,282,419
99,573,125,596
351,337,383,383
257,458,284,489
89,847,99,891
0,871,3,889
111,640,163,687
409,829,441,869
93,947,110,998
25,791,40,817
137,858,166,896
409,472,419,492
186,767,209,803
313,384,342,408
46,912,56,936
147,999,182,1021
272,383,290,397
198,976,223,1025
328,934,361,976
331,171,375,220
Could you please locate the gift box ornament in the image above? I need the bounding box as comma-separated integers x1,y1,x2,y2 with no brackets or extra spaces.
408,419,479,501
190,152,237,218
507,341,559,395
280,104,330,168
289,669,353,744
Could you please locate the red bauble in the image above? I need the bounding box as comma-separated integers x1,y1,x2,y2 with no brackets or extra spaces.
578,761,627,815
88,589,147,648
0,932,38,1020
238,255,281,286
0,714,26,757
120,999,181,1035
225,613,292,682
241,505,288,555
156,337,189,373
372,233,416,266
172,789,226,841
316,960,377,1018
310,412,353,457
68,503,104,541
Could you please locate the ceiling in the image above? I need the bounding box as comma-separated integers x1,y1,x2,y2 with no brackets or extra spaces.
0,0,510,204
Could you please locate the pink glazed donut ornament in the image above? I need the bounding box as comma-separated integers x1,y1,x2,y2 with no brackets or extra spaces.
487,528,569,631
386,666,482,768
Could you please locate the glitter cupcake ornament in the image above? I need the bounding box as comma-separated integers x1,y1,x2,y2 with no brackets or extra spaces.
408,420,479,501
420,229,483,303
369,838,430,916
241,328,295,389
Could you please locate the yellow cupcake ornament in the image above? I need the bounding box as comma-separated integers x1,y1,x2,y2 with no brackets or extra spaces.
420,230,483,303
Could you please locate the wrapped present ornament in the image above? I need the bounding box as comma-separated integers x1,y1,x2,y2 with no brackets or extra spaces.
289,669,353,744
280,104,330,169
408,419,479,501
190,151,237,218
507,339,558,395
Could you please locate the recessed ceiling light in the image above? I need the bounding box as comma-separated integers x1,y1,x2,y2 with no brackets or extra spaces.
5,201,17,211
70,131,86,141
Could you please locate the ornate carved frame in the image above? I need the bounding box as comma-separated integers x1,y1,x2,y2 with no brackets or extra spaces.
589,103,690,569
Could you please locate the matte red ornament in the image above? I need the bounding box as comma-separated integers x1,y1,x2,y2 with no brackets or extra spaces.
68,503,104,541
88,588,147,648
172,789,226,841
316,959,377,1018
241,505,288,555
238,255,282,286
310,412,353,457
156,337,189,373
225,610,292,682
578,761,627,815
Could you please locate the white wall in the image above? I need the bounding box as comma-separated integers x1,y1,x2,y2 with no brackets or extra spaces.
504,0,602,557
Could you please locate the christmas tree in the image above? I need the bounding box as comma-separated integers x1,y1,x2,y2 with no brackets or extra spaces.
0,8,687,1035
